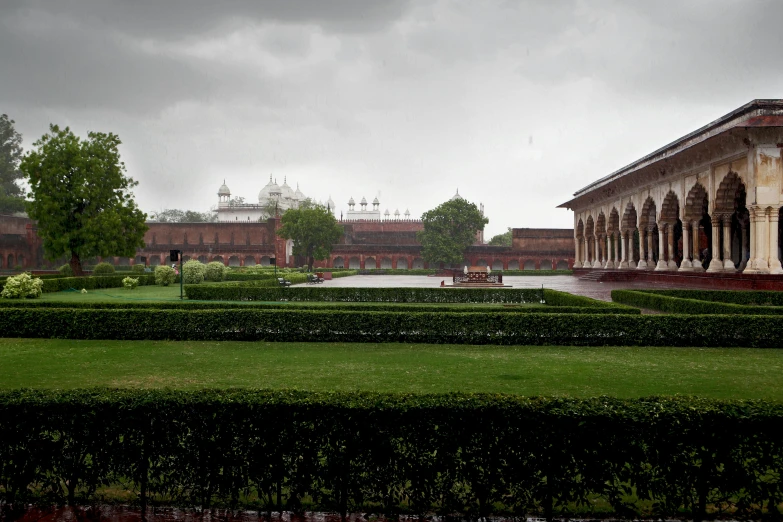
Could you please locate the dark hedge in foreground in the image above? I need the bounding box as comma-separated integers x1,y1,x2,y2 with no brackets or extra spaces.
0,308,780,346
1,389,782,521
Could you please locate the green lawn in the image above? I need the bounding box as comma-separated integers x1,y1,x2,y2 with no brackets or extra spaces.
1,338,781,399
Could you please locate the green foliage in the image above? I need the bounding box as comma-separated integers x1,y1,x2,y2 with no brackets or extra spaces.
13,308,775,346
277,202,343,271
20,125,148,275
612,289,783,315
122,277,139,290
487,227,512,246
0,273,43,299
131,263,147,274
154,265,176,286
38,274,156,293
92,262,115,275
0,114,25,214
58,264,74,276
183,285,625,307
0,390,782,519
417,198,489,266
149,208,216,222
204,261,226,282
182,260,206,284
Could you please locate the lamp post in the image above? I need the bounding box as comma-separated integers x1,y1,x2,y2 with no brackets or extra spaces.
271,257,277,278
170,249,183,300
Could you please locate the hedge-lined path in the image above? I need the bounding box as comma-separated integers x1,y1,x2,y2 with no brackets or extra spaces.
323,275,716,302
2,339,783,399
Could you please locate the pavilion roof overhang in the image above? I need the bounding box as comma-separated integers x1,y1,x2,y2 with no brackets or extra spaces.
558,99,783,211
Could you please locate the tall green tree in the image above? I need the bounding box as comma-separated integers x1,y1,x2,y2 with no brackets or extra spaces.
0,114,25,214
277,200,343,271
21,125,148,275
417,198,488,267
488,227,512,246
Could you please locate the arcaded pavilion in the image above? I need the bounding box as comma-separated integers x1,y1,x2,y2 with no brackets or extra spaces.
560,99,783,276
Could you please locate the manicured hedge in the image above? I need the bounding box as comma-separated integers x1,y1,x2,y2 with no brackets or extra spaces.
612,290,783,315
1,390,781,520
0,299,639,314
355,269,573,276
224,270,357,282
1,308,780,346
1,274,158,294
645,289,783,306
183,286,625,308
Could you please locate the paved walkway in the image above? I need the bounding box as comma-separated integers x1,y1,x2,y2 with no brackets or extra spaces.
322,274,713,302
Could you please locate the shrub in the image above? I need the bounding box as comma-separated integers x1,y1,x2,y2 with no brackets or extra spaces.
131,263,147,274
154,265,176,286
37,274,156,293
204,261,226,282
182,260,206,284
0,272,44,299
122,277,139,290
612,289,783,315
58,264,74,276
0,390,782,519
92,262,116,275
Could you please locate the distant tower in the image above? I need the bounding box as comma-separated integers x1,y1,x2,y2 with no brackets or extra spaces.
372,197,379,211
348,197,355,211
360,197,367,211
218,180,231,208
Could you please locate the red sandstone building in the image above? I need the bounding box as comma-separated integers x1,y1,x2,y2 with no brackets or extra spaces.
1,213,574,272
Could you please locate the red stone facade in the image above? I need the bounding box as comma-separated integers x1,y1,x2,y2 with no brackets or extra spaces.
0,215,575,271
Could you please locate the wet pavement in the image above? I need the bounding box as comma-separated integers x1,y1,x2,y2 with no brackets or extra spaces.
321,274,715,302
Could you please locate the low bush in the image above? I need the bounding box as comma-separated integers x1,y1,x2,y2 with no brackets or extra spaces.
612,290,783,315
92,262,116,275
131,264,147,274
2,308,777,346
38,274,156,293
58,264,73,276
0,390,781,519
0,273,44,299
204,261,226,282
154,265,177,286
184,285,627,308
182,260,206,284
122,277,139,290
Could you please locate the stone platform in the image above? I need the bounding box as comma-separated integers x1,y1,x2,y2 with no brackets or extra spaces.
573,268,783,290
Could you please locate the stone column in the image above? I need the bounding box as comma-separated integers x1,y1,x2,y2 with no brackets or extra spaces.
667,224,678,269
604,234,613,269
599,235,607,268
619,231,629,269
583,237,589,267
613,232,620,268
691,221,703,272
707,214,724,272
679,223,692,271
655,224,668,271
753,206,770,272
637,229,648,269
573,237,581,268
722,216,736,271
593,236,601,268
770,207,783,274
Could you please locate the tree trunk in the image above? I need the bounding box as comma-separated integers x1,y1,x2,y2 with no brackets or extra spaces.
69,252,84,276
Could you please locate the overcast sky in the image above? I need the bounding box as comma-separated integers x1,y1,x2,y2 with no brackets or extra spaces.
2,0,782,237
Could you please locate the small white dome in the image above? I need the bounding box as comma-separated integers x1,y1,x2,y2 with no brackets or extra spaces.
450,188,464,201
372,197,379,205
394,208,400,216
384,209,390,216
360,196,367,205
348,197,355,205
295,183,305,200
280,176,295,200
404,208,410,217
327,196,335,208
218,180,230,196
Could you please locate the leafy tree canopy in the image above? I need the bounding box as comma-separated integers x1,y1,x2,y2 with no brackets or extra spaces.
0,114,25,214
20,125,148,275
488,227,512,246
150,208,217,223
277,200,343,271
417,198,488,267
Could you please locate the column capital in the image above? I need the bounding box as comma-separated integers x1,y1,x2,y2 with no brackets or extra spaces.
769,207,780,220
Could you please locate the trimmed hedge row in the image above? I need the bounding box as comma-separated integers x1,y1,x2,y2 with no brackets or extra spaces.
183,286,625,308
1,308,780,345
355,269,573,276
612,290,783,315
1,390,782,520
0,299,639,314
643,289,783,306
1,274,158,294
224,270,357,282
